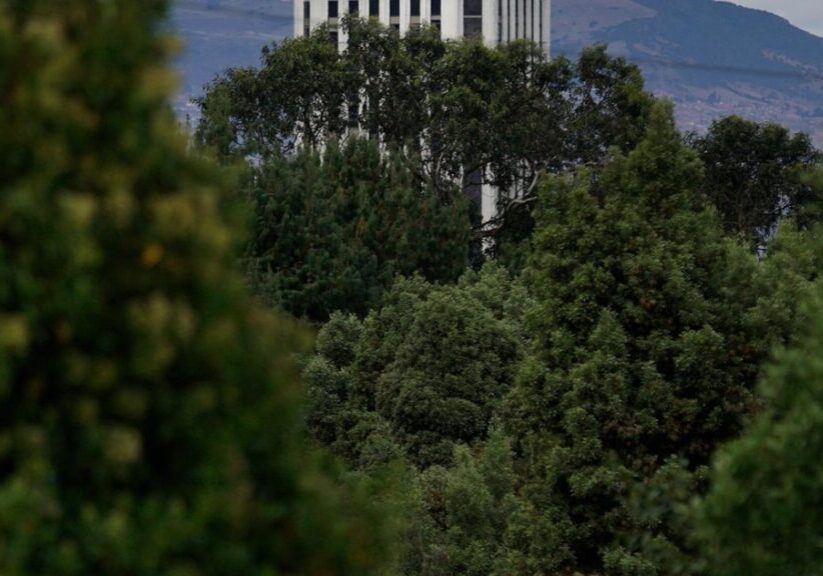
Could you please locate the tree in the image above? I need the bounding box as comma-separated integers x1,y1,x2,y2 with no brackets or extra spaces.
690,116,820,248
303,264,530,468
501,102,803,575
696,231,823,576
196,19,654,242
246,139,470,321
0,1,391,573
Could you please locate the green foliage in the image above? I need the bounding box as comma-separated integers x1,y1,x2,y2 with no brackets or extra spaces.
697,247,823,576
196,20,654,247
0,1,391,573
690,116,820,247
246,139,470,320
304,265,529,469
501,102,815,575
399,432,519,576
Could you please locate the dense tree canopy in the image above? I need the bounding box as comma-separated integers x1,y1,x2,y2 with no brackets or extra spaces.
500,102,818,575
690,116,820,247
196,18,654,241
697,219,823,576
0,1,392,573
697,299,823,576
7,1,823,573
303,265,531,468
245,139,470,321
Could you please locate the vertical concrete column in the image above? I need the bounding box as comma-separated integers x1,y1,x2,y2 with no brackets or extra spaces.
482,0,496,47
310,0,327,30
543,0,551,56
481,181,498,227
294,0,304,37
441,0,461,39
380,0,390,26
400,0,411,35
421,0,431,25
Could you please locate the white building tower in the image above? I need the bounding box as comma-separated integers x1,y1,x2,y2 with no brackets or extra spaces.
294,0,551,225
295,0,550,57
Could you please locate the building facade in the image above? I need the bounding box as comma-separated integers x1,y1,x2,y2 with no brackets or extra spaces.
295,0,550,56
294,0,551,224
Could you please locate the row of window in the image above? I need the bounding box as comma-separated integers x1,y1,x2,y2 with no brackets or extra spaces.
496,0,546,45
312,0,442,21
307,0,545,48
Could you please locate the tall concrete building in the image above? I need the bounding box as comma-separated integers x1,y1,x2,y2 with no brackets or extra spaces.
294,0,551,223
295,0,550,56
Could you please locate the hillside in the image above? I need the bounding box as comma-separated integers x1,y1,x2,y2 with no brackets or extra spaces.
170,1,291,119
170,0,823,142
553,0,823,142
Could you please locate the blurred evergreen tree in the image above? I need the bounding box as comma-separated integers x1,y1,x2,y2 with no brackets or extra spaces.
0,1,392,573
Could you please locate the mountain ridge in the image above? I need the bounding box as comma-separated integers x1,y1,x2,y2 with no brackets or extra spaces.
172,0,823,142
552,0,823,142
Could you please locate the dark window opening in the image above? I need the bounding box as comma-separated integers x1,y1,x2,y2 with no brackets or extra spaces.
329,30,339,45
464,17,482,37
329,0,339,18
411,0,420,17
349,0,359,14
507,0,511,41
347,93,360,127
498,0,503,43
464,0,482,16
369,0,379,17
390,0,400,17
431,0,441,16
464,168,483,213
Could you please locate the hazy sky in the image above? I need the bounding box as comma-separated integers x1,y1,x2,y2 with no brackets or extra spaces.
723,1,823,36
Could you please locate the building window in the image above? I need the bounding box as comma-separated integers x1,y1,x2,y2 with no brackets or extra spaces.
369,0,379,17
347,93,360,127
539,0,544,49
349,0,359,15
464,0,482,37
498,0,503,43
464,0,482,16
507,0,511,41
390,0,400,17
411,0,420,17
464,17,482,37
431,0,441,17
304,0,311,36
329,0,339,18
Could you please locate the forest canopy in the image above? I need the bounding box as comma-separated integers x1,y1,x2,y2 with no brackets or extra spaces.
2,3,823,576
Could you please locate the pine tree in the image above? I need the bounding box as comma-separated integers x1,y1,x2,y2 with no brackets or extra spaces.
502,102,788,574
247,139,470,321
0,2,390,573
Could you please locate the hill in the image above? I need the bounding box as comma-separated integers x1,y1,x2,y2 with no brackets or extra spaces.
170,0,823,142
553,0,823,142
170,1,291,119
